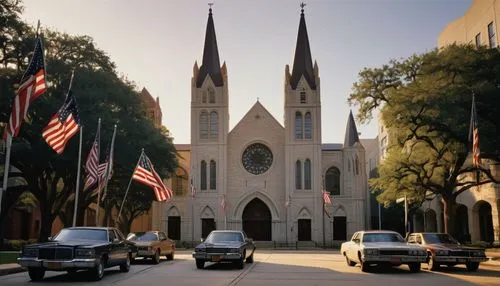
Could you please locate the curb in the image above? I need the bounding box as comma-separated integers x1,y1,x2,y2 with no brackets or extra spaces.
0,266,25,276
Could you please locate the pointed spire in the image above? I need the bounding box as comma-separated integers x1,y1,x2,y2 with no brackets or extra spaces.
344,110,360,147
196,5,223,88
290,3,316,90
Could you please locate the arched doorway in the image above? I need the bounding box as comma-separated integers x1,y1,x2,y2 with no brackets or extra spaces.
242,198,272,241
478,202,494,243
455,205,469,243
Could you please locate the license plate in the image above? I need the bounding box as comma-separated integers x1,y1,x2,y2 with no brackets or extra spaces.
390,258,401,263
45,262,62,269
457,258,466,263
211,256,221,262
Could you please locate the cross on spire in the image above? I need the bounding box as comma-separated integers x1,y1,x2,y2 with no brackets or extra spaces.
300,2,306,13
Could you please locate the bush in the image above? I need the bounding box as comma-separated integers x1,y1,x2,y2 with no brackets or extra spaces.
3,239,39,251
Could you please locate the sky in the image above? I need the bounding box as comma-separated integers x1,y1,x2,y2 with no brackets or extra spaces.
21,0,472,144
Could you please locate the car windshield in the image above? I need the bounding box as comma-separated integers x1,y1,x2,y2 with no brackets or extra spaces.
423,233,458,244
53,228,107,241
205,232,243,243
363,233,404,243
130,232,158,241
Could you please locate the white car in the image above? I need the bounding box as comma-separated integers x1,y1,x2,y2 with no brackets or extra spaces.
340,230,427,272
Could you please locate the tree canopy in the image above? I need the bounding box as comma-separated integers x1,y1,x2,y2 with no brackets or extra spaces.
348,44,500,235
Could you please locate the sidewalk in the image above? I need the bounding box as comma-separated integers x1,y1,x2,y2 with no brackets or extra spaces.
0,250,498,277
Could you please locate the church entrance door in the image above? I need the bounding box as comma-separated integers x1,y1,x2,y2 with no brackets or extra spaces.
242,198,272,241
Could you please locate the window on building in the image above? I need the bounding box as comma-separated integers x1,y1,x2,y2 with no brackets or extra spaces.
488,22,496,48
168,216,181,240
210,160,216,190
200,160,207,190
295,160,302,189
355,155,360,175
325,166,340,195
304,159,311,190
210,111,218,139
208,88,215,103
295,112,303,139
300,91,306,103
202,91,207,103
172,168,187,196
199,111,208,139
304,112,312,139
475,33,481,48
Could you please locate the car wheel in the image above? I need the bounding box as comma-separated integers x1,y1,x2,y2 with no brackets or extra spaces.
166,252,174,261
234,257,244,269
91,258,105,281
408,263,421,273
466,262,479,272
120,254,131,272
428,254,440,271
345,255,356,267
28,267,45,281
245,253,254,263
196,259,205,269
152,249,160,264
358,253,371,272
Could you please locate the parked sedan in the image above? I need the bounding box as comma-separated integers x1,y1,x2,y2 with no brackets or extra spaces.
192,230,256,269
340,230,427,272
407,232,488,271
127,231,175,264
17,227,134,281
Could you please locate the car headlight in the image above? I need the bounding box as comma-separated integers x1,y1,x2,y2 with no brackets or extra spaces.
435,250,449,256
75,248,95,258
195,248,206,252
22,248,38,258
364,249,379,255
229,248,240,253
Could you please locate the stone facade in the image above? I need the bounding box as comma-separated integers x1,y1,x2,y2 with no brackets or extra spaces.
151,8,368,244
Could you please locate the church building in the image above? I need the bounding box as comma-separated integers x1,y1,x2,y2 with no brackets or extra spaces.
152,7,369,244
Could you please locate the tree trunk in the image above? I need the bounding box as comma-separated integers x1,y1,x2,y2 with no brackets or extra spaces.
442,194,457,236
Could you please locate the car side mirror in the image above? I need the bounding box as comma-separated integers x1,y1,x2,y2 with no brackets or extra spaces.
48,237,53,241
200,238,204,242
246,238,253,244
113,238,120,243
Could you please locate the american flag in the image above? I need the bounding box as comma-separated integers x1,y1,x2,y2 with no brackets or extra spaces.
190,180,196,198
469,95,481,168
7,36,47,137
42,91,80,154
322,190,331,205
98,137,114,201
132,152,172,201
221,195,227,213
84,121,100,191
285,195,291,208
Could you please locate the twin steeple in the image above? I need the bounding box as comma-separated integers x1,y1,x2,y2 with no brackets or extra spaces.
344,110,361,147
290,4,316,90
196,6,223,88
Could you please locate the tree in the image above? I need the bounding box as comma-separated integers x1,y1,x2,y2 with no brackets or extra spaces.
348,44,500,236
1,0,178,241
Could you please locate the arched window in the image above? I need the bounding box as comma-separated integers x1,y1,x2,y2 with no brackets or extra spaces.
210,160,216,190
295,160,302,189
199,111,208,139
295,111,303,139
200,160,207,190
304,112,312,139
325,167,340,196
210,111,218,139
202,91,207,103
208,88,215,103
300,91,306,103
355,155,359,175
304,159,312,190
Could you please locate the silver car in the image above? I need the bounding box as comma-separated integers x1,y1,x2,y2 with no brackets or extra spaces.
340,230,427,272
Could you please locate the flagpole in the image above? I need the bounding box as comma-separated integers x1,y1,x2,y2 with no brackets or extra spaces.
73,125,83,227
191,177,195,244
322,176,325,248
116,150,143,226
0,134,12,217
102,124,117,227
285,195,288,244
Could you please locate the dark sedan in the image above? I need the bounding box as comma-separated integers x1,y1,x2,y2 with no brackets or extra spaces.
17,227,135,281
407,232,488,271
192,230,256,269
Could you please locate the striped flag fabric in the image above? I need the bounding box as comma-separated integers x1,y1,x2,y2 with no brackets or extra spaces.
469,95,481,168
84,121,100,191
98,127,116,201
42,91,80,154
322,190,332,205
132,152,172,201
6,35,47,137
220,195,228,213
